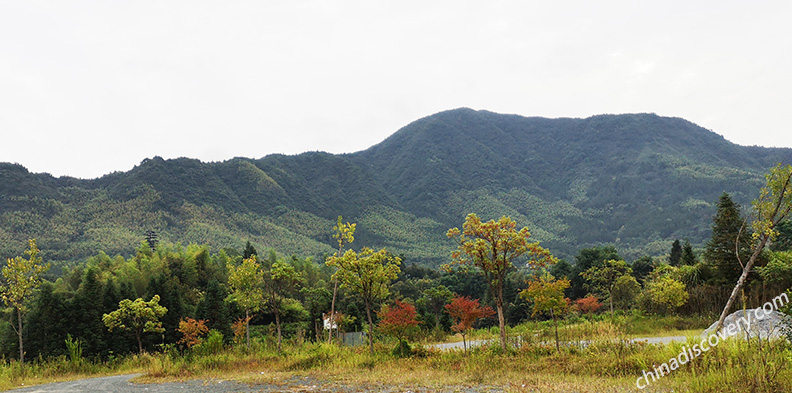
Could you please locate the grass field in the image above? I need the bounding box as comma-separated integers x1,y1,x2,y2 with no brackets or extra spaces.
1,315,790,393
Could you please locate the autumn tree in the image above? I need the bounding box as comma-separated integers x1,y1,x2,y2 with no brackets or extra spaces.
264,259,302,352
445,295,495,354
378,299,420,341
582,259,632,318
102,295,168,353
177,317,209,348
716,164,792,331
447,214,556,351
327,247,400,354
326,216,355,343
520,273,570,353
226,255,265,349
1,239,50,365
419,285,453,330
575,296,602,314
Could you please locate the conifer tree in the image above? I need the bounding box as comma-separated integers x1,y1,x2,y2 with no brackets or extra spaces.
669,240,682,266
681,240,697,266
703,193,752,286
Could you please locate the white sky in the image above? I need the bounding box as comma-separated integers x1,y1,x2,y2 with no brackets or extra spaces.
2,1,791,179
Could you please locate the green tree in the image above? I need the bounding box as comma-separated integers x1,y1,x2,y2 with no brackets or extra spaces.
631,256,655,283
643,276,689,315
669,240,682,266
419,285,453,330
300,285,332,341
264,259,302,352
243,241,257,259
1,239,50,365
71,268,107,356
25,282,68,358
326,247,400,354
520,273,570,353
681,240,697,266
326,216,355,343
703,192,752,286
102,295,168,353
226,256,265,349
611,274,640,310
569,246,621,299
582,259,632,318
196,278,232,341
716,164,792,331
447,214,556,351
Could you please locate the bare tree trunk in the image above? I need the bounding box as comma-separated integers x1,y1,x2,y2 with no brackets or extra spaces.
463,333,467,355
275,307,282,352
328,280,338,343
365,301,374,355
496,285,507,351
245,310,251,349
17,308,24,366
136,332,143,354
716,236,769,332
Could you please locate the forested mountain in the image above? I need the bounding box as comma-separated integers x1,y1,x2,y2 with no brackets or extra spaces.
2,108,790,266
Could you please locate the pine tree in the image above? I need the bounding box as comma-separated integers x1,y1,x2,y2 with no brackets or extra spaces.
681,240,697,266
196,278,232,340
71,268,106,356
703,193,752,286
669,240,682,266
243,241,257,260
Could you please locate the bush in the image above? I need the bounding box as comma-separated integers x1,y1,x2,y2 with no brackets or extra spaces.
195,330,224,356
391,339,412,358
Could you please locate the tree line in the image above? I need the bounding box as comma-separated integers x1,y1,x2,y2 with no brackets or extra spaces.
2,165,792,363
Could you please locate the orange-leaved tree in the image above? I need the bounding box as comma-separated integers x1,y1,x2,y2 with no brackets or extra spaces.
445,295,494,354
177,317,209,348
447,214,556,351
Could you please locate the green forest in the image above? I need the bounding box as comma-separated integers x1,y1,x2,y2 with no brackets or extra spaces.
3,109,791,270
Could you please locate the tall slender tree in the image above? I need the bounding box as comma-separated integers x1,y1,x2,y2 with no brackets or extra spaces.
264,259,302,352
669,240,682,266
681,240,697,266
1,239,50,365
226,256,265,349
447,214,556,351
703,193,752,286
326,216,355,343
327,247,400,354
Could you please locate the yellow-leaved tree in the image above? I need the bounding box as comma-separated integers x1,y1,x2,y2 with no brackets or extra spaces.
447,214,556,351
1,239,50,366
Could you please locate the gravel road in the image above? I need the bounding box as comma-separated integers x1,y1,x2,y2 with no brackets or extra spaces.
6,374,502,393
5,337,687,392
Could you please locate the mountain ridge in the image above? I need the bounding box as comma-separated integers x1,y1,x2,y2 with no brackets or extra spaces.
2,108,790,266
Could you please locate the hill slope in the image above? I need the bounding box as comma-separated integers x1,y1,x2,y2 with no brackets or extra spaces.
1,109,790,265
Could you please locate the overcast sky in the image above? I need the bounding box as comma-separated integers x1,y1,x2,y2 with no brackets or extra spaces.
2,1,791,179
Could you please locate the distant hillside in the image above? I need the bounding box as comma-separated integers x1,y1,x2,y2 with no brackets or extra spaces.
2,108,790,266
